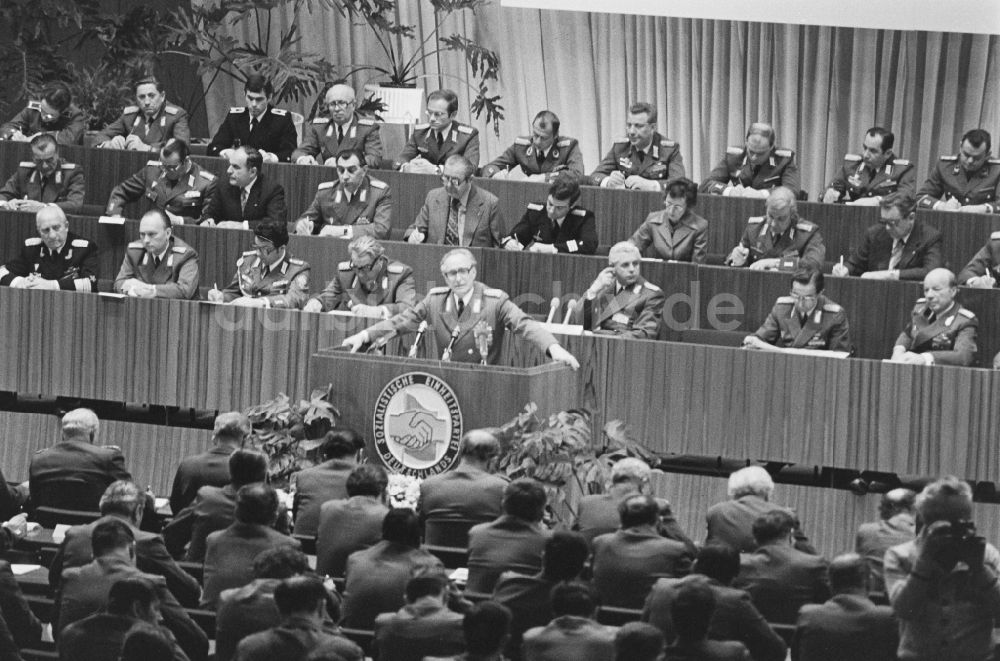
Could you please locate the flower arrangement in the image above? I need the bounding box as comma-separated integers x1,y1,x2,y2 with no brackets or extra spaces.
387,472,422,510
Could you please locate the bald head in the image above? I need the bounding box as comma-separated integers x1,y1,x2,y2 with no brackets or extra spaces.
458,429,501,467
325,83,357,123
36,205,69,251
922,268,958,313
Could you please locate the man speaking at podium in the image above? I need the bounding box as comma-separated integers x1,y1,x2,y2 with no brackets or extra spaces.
342,248,579,369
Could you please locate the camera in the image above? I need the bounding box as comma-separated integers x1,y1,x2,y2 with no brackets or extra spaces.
931,519,987,569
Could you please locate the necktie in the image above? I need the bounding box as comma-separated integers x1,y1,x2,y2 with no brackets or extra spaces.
153,255,161,269
536,149,546,171
456,298,465,317
636,150,646,165
436,130,444,150
889,240,904,270
250,117,259,134
444,198,460,246
337,125,345,144
240,189,249,214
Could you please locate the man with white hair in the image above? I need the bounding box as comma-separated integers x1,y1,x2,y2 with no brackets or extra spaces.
705,465,816,554
292,80,383,167
726,186,825,270
0,205,99,292
581,241,664,339
28,408,131,513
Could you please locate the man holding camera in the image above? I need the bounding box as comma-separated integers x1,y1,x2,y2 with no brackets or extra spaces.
884,476,1000,661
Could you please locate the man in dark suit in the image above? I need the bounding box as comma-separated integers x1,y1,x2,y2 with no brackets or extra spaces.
522,582,618,661
855,488,916,596
890,268,978,366
293,81,382,167
48,480,200,607
466,478,552,594
502,174,597,254
590,101,685,191
373,570,466,661
201,484,301,608
405,155,503,248
592,494,694,609
582,241,665,339
735,510,831,625
315,464,389,578
29,408,131,513
662,581,751,661
792,553,897,661
394,89,480,172
168,411,249,515
199,146,286,229
418,429,508,531
0,557,42,650
207,74,298,162
291,427,362,537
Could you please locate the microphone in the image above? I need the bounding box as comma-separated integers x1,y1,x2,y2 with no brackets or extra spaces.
441,326,461,362
562,299,578,325
407,320,428,358
545,297,560,324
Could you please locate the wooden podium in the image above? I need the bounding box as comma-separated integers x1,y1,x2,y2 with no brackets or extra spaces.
310,350,580,477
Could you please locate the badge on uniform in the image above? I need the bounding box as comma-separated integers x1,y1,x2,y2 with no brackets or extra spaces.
618,157,632,171
611,312,630,326
848,174,862,187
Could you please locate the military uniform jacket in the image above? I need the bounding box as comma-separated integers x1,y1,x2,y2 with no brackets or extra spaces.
590,132,685,185
366,281,559,364
314,260,417,314
843,220,943,282
97,103,191,151
291,114,383,167
701,146,801,194
221,250,310,309
828,153,916,201
505,203,597,254
957,231,1000,285
0,231,99,292
301,176,392,239
113,236,200,300
738,216,826,268
917,156,1000,211
481,136,585,178
629,209,709,263
582,277,665,340
0,159,84,212
207,106,298,161
754,294,851,352
895,300,978,366
198,175,287,229
0,101,86,145
394,121,481,168
107,160,218,224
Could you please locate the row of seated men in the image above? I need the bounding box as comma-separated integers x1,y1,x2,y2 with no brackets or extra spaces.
1,409,992,661
4,76,1000,211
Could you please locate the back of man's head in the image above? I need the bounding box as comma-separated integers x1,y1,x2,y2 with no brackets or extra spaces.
828,553,868,595
107,577,159,619
614,622,665,661
213,412,250,445
346,464,388,498
502,478,547,522
671,581,715,643
458,429,501,466
879,488,916,520
120,624,174,661
99,480,145,524
463,601,512,655
273,575,327,617
693,543,741,585
252,546,310,579
618,494,659,528
610,457,650,487
382,507,421,547
550,581,598,619
62,408,99,442
751,510,796,546
92,518,135,558
235,483,278,526
916,476,973,527
542,531,590,581
228,448,268,486
320,428,363,461
404,567,449,603
727,465,774,499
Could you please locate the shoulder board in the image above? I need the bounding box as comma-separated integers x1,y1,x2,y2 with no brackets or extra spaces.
483,287,503,297
776,296,794,304
456,124,473,135
414,123,430,130
146,160,162,167
959,308,976,319
288,257,305,265
796,221,816,231
940,155,957,162
164,105,179,115
18,161,33,168
726,146,744,156
748,216,765,224
101,445,123,452
128,241,144,249
892,158,911,166
357,118,375,126
270,108,288,116
311,117,329,124
915,298,927,304
242,249,257,256
990,159,1000,166
318,181,335,190
775,149,794,158
643,281,662,292
369,178,387,189
557,138,573,147
229,107,247,114
572,208,587,216
123,105,139,114
337,261,351,271
171,246,188,255
823,303,842,313
613,138,630,144
24,238,41,246
514,137,531,146
428,286,449,295
386,263,405,274
199,170,216,181
527,203,544,211
71,239,90,248
61,163,76,170
660,139,676,147
27,101,41,111
990,231,1000,241
844,153,862,162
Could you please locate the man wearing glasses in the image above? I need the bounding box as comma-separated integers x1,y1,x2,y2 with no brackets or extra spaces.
295,148,392,239
208,221,310,309
114,209,200,299
700,122,800,198
831,192,942,281
293,81,382,167
1,82,85,146
106,139,218,225
591,102,684,191
303,236,415,318
342,248,579,369
199,146,287,230
743,267,851,353
394,89,480,173
0,134,84,213
726,187,825,271
580,242,664,339
916,128,1000,214
405,155,502,248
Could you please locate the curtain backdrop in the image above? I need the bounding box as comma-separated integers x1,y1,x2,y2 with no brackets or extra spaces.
202,4,1000,198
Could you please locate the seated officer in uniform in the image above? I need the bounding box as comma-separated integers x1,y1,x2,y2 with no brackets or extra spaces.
342,248,579,368
106,139,218,225
580,241,664,340
207,74,298,162
743,267,851,353
725,186,825,270
917,128,1000,213
0,205,98,292
832,192,943,282
394,89,480,173
958,231,1000,287
890,268,977,367
303,236,416,318
292,80,382,167
96,77,190,152
114,209,200,300
629,177,708,263
295,148,391,239
701,122,800,198
1,82,85,145
590,101,685,190
0,133,84,213
822,127,915,205
502,173,597,254
208,221,310,309
482,110,585,181
199,146,287,230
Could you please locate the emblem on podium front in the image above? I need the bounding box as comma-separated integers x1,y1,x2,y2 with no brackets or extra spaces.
373,372,463,478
